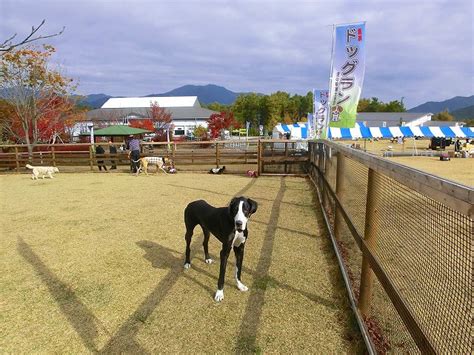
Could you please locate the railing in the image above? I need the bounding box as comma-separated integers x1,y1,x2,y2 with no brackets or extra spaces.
0,140,308,174
308,140,473,354
3,139,471,354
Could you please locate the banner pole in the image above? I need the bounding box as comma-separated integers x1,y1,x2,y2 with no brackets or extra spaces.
324,24,336,140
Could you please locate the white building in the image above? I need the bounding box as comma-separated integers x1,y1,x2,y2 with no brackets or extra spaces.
73,96,216,138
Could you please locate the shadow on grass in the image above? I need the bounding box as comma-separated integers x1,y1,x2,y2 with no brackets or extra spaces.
17,237,102,352
164,179,311,209
234,177,285,353
163,176,257,200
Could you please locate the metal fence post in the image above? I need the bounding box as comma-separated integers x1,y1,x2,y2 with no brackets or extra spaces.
358,168,380,316
333,151,346,240
216,142,220,168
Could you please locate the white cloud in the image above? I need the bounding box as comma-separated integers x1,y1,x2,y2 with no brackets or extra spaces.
2,0,473,108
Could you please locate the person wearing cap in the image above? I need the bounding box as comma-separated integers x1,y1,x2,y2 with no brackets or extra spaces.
126,135,141,173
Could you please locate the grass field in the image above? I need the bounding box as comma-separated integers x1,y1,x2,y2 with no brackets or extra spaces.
336,139,474,186
387,156,474,186
0,172,364,353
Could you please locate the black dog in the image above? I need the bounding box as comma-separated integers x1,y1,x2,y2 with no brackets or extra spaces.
209,166,225,174
183,196,258,302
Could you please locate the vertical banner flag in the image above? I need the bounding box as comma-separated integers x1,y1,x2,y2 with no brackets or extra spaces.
307,112,314,138
314,89,329,139
327,22,366,130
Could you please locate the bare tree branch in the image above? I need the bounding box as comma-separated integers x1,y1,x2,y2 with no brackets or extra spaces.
0,20,65,55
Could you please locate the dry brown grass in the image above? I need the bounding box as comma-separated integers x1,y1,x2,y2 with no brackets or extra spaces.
0,172,363,353
387,156,474,186
336,139,474,186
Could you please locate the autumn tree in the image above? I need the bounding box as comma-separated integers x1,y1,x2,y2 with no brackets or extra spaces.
207,111,239,139
357,97,406,112
0,45,76,157
128,119,155,131
143,101,173,140
432,110,454,121
0,99,16,142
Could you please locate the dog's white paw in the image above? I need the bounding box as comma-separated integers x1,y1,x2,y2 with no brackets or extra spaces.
237,281,248,292
184,263,191,269
205,258,213,264
214,289,224,302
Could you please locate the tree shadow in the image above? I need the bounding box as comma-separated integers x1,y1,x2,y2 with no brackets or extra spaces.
17,237,102,353
163,177,257,200
234,177,285,353
99,241,189,354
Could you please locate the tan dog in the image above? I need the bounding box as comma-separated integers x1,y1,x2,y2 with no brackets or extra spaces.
136,157,168,176
26,164,59,180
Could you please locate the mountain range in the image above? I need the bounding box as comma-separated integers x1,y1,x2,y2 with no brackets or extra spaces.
408,95,474,115
77,84,243,108
74,85,474,119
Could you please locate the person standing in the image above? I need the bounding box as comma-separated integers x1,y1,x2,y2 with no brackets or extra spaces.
109,140,117,169
95,145,108,171
127,135,141,173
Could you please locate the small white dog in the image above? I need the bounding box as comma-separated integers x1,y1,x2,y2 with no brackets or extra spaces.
26,164,59,180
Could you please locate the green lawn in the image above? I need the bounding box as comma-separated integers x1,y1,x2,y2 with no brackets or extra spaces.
0,172,363,353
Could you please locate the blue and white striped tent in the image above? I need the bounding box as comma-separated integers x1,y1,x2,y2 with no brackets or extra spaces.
329,124,474,140
273,123,309,139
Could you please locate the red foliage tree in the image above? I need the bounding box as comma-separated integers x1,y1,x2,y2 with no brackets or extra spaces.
128,119,154,131
207,111,240,139
141,101,173,141
7,95,79,143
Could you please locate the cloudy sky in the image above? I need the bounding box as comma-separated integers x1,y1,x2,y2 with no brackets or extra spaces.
1,0,473,108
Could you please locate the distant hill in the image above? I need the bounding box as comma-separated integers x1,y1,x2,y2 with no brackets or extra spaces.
450,104,474,120
75,84,245,108
76,93,112,109
408,95,474,115
146,84,242,105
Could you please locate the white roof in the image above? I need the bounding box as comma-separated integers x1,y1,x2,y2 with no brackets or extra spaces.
101,96,199,108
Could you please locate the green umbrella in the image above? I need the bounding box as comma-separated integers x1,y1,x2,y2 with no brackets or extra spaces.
81,125,153,136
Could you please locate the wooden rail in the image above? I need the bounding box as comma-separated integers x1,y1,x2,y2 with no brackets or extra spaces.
0,139,308,174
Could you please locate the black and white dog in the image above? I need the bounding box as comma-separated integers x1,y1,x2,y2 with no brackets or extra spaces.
183,196,258,302
209,166,225,174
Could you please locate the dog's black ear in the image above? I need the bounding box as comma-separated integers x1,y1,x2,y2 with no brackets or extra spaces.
228,197,238,214
247,198,258,215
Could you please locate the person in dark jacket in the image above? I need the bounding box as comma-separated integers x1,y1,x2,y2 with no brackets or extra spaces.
109,140,117,169
95,145,108,171
126,135,141,173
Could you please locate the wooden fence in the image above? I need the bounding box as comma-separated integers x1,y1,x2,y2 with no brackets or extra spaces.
0,139,309,175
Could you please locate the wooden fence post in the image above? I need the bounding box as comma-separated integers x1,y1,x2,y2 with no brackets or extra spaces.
216,142,220,168
257,140,262,175
333,151,346,240
358,168,380,316
51,146,56,167
89,145,94,171
15,146,20,173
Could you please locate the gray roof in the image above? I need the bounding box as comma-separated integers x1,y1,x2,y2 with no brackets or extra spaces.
356,112,432,127
421,120,465,127
86,106,217,121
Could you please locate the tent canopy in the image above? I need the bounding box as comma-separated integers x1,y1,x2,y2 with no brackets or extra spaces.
81,125,153,136
328,125,474,139
273,123,309,139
